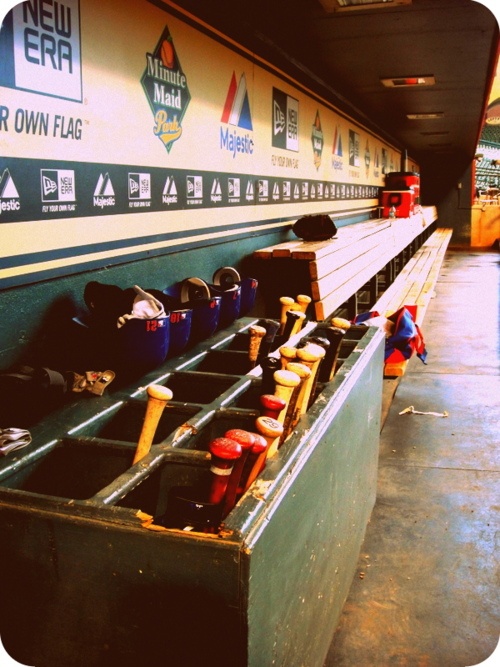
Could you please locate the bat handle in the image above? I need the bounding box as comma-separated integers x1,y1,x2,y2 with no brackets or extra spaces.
279,296,296,335
295,294,312,314
240,434,268,494
316,326,346,381
280,361,311,442
257,319,281,357
222,429,256,518
260,355,281,395
132,385,173,464
295,343,326,415
290,310,307,337
279,344,297,369
248,324,267,367
282,310,303,341
331,317,351,330
298,335,331,384
260,394,287,420
273,369,301,428
255,415,284,460
208,437,242,505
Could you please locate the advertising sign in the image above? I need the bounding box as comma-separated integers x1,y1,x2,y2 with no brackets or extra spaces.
0,0,403,287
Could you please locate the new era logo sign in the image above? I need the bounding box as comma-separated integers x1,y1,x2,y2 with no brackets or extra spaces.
41,170,75,202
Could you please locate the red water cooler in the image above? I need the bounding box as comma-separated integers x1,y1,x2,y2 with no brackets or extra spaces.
381,171,420,217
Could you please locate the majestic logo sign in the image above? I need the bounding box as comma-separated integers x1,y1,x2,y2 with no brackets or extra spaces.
272,88,298,152
0,168,20,214
211,177,222,203
0,0,82,102
93,173,115,209
220,72,254,158
162,176,178,205
141,26,191,153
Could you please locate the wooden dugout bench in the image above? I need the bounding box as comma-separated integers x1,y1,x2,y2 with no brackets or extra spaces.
253,206,438,323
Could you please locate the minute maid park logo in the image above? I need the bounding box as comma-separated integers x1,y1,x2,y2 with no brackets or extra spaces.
141,26,191,153
220,72,254,158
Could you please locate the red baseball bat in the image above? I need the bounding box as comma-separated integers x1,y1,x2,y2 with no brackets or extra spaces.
208,437,242,505
222,429,256,518
260,394,287,420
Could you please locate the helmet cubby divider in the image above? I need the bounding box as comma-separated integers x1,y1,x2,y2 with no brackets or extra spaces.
0,316,385,667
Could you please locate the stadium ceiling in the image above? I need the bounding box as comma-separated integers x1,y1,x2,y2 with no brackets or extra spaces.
176,0,499,164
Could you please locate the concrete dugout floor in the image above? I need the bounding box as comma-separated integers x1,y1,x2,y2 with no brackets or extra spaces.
324,249,500,667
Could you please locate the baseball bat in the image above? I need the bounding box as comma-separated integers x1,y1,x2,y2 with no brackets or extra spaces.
279,344,297,369
280,361,311,441
132,384,173,464
298,334,330,351
239,433,268,494
260,393,287,420
248,324,267,368
290,310,307,336
273,369,301,430
298,335,331,383
255,414,284,459
257,318,281,357
280,309,303,341
222,429,256,518
295,294,312,314
314,326,347,381
260,355,281,395
208,437,242,505
279,296,296,334
331,316,351,330
295,343,326,414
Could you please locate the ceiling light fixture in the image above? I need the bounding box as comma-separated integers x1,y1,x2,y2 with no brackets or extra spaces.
318,0,411,12
381,76,435,88
406,112,444,120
